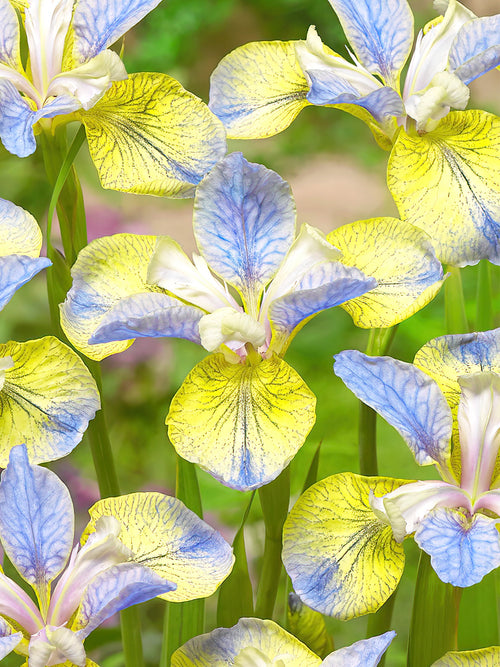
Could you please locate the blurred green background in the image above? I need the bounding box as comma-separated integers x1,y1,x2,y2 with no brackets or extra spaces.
2,0,500,665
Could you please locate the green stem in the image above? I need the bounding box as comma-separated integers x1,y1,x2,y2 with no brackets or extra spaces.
255,467,290,619
39,123,144,667
444,265,468,334
366,591,396,667
160,456,205,667
358,326,398,477
475,260,492,332
407,551,462,667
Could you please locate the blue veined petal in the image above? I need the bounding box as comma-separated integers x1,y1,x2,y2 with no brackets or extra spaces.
307,72,404,122
449,15,500,84
72,0,162,62
193,153,295,307
0,80,80,157
326,0,413,84
75,562,175,639
0,617,22,660
269,264,375,353
322,631,396,666
0,256,51,311
89,293,203,345
0,198,43,257
334,351,452,467
0,445,74,592
414,507,500,587
0,0,21,67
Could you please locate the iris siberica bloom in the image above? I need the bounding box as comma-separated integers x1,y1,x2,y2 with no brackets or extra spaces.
433,647,500,665
0,445,233,666
282,329,500,619
0,0,226,195
210,0,500,265
171,618,395,666
60,152,443,490
0,198,99,464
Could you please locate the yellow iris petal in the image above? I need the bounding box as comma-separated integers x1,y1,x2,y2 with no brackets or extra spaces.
388,110,500,267
432,647,500,666
283,473,408,620
167,353,316,490
83,492,234,603
328,217,444,328
60,234,163,361
79,72,226,196
209,40,310,139
0,337,99,465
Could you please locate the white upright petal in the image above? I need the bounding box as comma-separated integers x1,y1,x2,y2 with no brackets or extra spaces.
403,0,475,100
29,626,86,667
47,49,127,109
148,237,238,312
199,307,266,353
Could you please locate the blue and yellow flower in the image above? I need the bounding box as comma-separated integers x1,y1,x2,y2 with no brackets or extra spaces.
0,445,234,666
0,197,99,463
283,328,500,619
60,153,444,490
209,0,500,265
171,617,395,666
0,0,226,195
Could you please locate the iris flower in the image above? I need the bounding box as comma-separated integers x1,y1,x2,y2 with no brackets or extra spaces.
60,152,443,490
209,0,500,265
0,197,99,464
283,328,500,619
0,0,226,195
0,445,234,666
170,617,395,666
433,647,500,665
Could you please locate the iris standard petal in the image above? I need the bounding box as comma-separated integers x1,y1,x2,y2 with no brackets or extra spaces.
432,647,500,666
209,40,310,139
171,618,322,667
61,234,166,361
79,72,226,196
326,0,413,84
0,0,21,68
72,0,162,62
167,353,316,490
449,14,500,85
0,445,74,592
84,492,234,602
269,263,376,354
75,562,174,639
0,337,100,464
327,217,444,328
194,153,296,308
322,631,396,666
387,110,500,267
283,473,407,619
89,293,203,345
334,351,452,467
414,507,500,587
0,256,51,311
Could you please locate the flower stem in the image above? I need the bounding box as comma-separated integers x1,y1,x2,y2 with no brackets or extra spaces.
444,265,468,334
39,123,144,667
407,551,462,667
475,260,492,332
255,466,290,619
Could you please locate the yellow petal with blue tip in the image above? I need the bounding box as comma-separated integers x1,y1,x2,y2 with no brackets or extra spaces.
328,217,445,328
61,234,164,361
171,618,322,666
83,492,234,602
432,647,500,666
167,353,316,490
0,336,100,465
79,72,226,196
21,661,100,667
209,40,310,139
388,110,500,267
283,473,408,619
